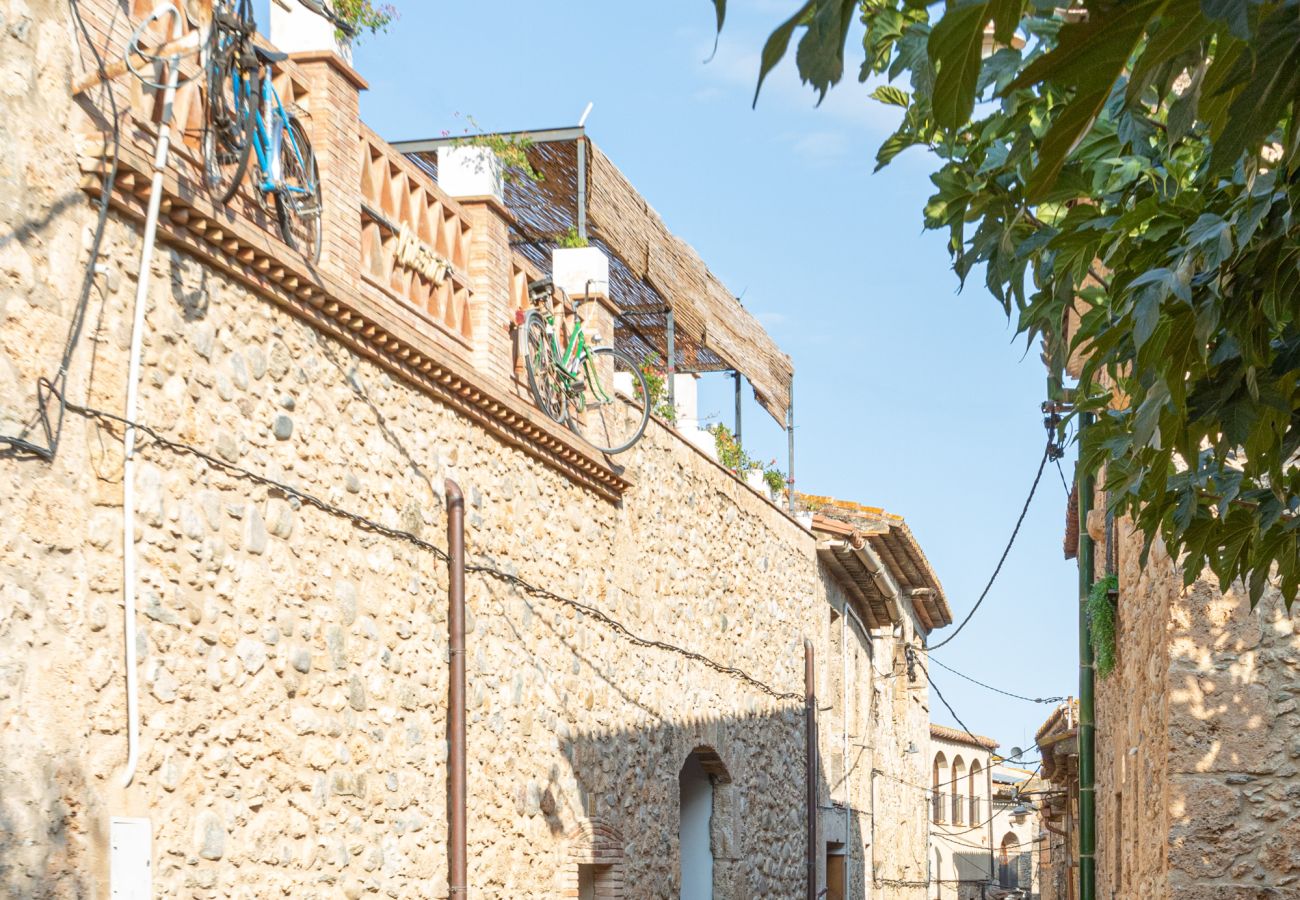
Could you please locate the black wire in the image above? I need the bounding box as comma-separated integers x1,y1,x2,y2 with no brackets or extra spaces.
927,656,1068,705
925,661,996,752
0,0,121,460
927,440,1050,652
62,397,803,704
1055,457,1071,497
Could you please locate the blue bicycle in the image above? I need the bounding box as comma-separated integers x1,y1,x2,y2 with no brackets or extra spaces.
202,0,322,262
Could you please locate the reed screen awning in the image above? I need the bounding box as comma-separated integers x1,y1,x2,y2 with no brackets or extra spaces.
394,132,794,425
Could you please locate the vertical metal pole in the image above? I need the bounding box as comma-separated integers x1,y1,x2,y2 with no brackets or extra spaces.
805,639,818,900
1076,415,1096,900
576,136,587,242
665,309,676,414
733,371,743,445
787,378,796,514
446,480,467,898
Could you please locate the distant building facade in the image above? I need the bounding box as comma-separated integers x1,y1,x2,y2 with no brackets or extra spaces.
929,725,1041,900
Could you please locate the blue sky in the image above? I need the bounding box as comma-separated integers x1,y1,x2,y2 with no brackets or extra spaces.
269,0,1080,754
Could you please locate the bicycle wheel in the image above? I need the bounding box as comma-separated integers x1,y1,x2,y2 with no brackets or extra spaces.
275,114,322,263
570,346,650,454
522,310,567,425
201,18,255,203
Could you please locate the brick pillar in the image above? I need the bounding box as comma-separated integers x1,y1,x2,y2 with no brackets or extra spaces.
458,199,514,389
287,51,367,278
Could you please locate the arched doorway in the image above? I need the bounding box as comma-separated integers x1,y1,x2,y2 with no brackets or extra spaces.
679,746,733,899
968,759,982,824
999,832,1020,888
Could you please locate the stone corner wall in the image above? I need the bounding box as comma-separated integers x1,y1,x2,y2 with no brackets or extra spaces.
1098,516,1300,900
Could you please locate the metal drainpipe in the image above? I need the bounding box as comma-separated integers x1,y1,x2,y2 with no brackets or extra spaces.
787,379,796,514
805,639,818,900
665,309,676,413
575,135,587,242
1076,413,1096,900
446,480,467,897
734,370,743,445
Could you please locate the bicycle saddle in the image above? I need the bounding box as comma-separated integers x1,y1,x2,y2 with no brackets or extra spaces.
253,45,289,64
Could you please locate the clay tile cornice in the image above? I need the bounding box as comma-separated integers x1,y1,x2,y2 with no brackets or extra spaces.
81,133,630,502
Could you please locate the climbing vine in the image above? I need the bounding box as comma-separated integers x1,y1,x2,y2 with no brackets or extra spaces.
1087,575,1119,679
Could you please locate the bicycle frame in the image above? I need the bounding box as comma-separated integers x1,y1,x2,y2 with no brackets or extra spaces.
223,58,313,198
536,305,615,405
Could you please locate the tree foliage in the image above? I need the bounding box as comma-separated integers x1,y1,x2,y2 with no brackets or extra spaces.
711,0,1300,606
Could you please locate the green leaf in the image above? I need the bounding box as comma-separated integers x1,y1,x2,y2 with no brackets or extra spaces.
1005,0,1167,96
795,0,861,103
876,130,922,170
753,1,816,108
711,0,726,32
1166,56,1207,144
870,84,912,107
1199,0,1249,39
989,0,1024,44
1209,15,1300,173
928,2,992,130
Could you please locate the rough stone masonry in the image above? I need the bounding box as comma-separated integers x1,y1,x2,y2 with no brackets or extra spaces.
0,1,943,897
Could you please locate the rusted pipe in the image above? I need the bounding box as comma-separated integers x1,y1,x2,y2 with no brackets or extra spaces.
446,479,467,897
804,638,817,900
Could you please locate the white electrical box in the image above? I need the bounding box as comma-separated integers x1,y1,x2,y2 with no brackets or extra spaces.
110,817,152,899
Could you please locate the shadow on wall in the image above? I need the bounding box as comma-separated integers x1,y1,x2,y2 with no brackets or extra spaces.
555,707,849,899
0,746,95,898
1163,578,1300,888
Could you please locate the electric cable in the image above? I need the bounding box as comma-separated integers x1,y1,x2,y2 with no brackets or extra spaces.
60,396,803,704
1055,457,1071,497
927,439,1050,652
0,0,121,460
926,656,1069,705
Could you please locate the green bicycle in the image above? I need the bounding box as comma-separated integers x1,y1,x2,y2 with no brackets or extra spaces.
521,279,650,454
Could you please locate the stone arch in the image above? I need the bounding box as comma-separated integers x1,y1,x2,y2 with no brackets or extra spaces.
679,745,738,899
998,831,1021,888
932,751,948,823
558,817,625,899
951,755,966,824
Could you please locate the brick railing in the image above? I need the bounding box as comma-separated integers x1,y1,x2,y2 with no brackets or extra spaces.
74,5,631,500
357,127,474,349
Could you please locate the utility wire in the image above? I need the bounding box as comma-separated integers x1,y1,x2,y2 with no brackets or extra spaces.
1055,457,1072,498
927,440,1050,652
62,398,803,703
1,0,121,460
927,656,1068,705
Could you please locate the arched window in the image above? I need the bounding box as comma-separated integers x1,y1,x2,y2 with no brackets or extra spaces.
999,833,1021,888
679,746,733,899
951,756,966,825
932,752,948,823
969,759,983,825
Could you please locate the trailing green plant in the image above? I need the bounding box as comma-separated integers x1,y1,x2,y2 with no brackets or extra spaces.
707,424,787,496
1087,575,1119,679
707,0,1300,608
708,423,752,473
763,466,787,497
331,0,397,42
449,114,544,184
637,354,677,422
556,226,589,249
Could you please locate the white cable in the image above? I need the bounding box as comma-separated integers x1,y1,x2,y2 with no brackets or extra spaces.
121,2,183,789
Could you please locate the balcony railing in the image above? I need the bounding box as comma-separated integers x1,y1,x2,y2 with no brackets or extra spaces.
358,129,473,346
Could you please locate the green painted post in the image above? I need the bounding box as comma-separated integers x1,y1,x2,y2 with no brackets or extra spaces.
1077,412,1096,900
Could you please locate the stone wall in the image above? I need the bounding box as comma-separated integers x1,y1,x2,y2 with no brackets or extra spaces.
0,2,938,897
1095,512,1300,899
